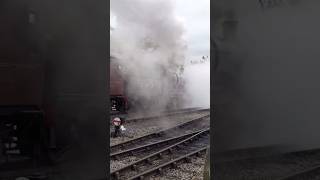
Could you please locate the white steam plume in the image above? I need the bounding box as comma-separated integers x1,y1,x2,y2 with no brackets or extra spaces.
110,0,187,111
183,58,210,108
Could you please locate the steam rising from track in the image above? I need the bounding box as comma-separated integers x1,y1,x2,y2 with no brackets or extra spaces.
110,0,187,111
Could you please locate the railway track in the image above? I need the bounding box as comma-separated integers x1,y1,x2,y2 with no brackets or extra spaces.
126,107,202,118
159,107,202,113
110,129,204,161
110,107,209,125
149,149,207,180
110,128,210,180
110,114,210,154
111,107,202,118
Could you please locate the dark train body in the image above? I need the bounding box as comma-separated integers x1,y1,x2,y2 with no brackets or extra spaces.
110,56,128,113
0,2,47,159
0,0,106,179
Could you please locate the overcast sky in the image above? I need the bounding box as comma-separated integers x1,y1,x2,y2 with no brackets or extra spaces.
174,0,210,61
110,0,210,61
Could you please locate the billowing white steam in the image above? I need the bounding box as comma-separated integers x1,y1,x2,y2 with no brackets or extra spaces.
183,58,210,108
110,0,187,110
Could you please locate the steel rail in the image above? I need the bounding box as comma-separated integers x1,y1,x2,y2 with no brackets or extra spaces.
110,114,210,153
128,146,208,180
110,108,209,125
110,128,209,180
110,129,203,160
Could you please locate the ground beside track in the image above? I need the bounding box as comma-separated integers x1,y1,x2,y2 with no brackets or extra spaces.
110,109,210,146
110,108,210,179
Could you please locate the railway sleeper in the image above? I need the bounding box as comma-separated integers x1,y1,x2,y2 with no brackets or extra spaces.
114,172,120,180
127,147,208,180
192,144,207,149
113,132,199,159
111,114,209,152
184,157,192,163
171,162,177,168
177,144,185,149
111,130,209,179
157,167,163,175
196,151,202,157
131,165,137,171
146,158,152,165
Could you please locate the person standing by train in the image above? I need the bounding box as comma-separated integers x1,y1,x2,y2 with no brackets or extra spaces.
112,117,121,137
112,100,127,137
112,115,127,138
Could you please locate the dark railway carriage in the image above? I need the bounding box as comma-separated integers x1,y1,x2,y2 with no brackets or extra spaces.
0,0,106,179
0,1,46,161
110,56,128,113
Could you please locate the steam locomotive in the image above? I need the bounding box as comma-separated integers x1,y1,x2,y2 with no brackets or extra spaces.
110,55,186,114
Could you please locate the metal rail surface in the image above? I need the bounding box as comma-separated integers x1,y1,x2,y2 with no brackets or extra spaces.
128,147,208,180
110,128,210,180
110,129,204,160
110,114,210,154
128,107,202,118
110,108,209,125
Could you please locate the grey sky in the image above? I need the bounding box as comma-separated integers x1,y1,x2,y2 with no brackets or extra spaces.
174,0,210,61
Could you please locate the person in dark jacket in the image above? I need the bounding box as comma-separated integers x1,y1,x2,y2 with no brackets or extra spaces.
112,117,121,137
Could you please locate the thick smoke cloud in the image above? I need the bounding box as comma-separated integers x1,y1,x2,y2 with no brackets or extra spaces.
184,60,210,108
214,0,320,152
110,0,187,111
